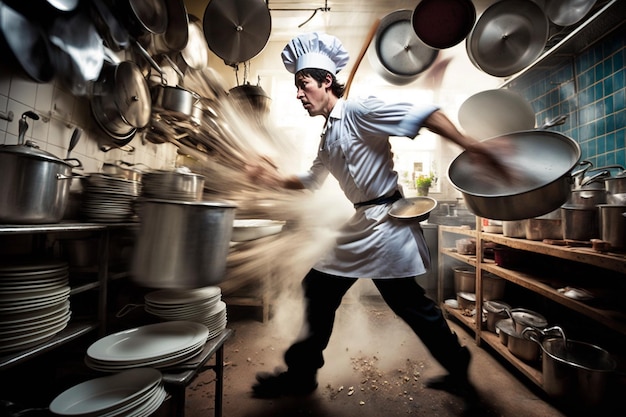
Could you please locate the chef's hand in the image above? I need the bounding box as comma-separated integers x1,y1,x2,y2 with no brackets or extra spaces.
463,139,520,184
245,156,284,189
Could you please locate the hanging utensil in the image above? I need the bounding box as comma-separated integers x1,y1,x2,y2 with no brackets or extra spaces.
368,9,439,86
466,0,549,77
179,14,209,71
17,111,39,145
151,0,189,55
545,0,598,26
48,9,105,96
411,0,476,49
202,0,271,66
89,0,130,52
0,1,55,83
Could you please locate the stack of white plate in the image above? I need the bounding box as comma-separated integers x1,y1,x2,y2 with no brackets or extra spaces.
81,173,140,222
49,368,166,416
144,286,227,340
84,321,208,372
0,261,71,354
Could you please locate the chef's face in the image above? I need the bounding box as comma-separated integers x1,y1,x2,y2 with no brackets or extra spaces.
295,72,332,118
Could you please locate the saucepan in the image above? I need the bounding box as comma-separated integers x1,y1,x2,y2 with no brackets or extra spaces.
411,0,476,49
447,130,581,220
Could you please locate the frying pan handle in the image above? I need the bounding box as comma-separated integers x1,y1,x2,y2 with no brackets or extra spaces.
132,39,167,85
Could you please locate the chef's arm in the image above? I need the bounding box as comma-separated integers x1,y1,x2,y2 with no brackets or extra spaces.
422,110,514,182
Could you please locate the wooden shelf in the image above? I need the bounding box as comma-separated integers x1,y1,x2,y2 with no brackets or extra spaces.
482,232,626,274
438,223,626,400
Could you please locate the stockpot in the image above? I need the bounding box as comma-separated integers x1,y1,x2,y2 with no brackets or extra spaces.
604,175,626,204
0,141,78,223
524,326,616,408
448,130,581,220
132,199,237,289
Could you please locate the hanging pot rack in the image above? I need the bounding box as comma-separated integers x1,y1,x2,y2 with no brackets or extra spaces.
267,0,330,28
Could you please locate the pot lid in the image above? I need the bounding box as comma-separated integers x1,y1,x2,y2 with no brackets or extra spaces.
0,141,70,166
411,0,476,49
373,10,438,79
511,308,547,328
389,196,437,220
544,0,597,26
113,61,151,128
458,89,536,139
466,0,548,77
202,0,271,65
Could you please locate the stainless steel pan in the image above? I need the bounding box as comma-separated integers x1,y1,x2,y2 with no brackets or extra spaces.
448,130,581,220
466,0,549,77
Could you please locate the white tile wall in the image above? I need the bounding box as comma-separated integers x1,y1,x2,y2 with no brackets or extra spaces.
0,65,178,175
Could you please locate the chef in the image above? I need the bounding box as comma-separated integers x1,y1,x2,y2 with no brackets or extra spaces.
249,32,511,406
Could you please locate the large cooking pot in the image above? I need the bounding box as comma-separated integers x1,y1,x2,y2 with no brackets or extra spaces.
598,204,626,250
448,130,581,220
561,205,599,241
0,141,76,223
466,0,549,77
604,175,626,204
369,9,439,86
524,326,616,408
131,199,237,289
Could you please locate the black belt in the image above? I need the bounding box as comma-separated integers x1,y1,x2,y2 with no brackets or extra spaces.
354,190,402,209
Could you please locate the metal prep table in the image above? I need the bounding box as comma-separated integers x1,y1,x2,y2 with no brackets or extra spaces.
161,328,233,417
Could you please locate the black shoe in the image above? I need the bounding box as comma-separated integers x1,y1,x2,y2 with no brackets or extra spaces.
252,370,318,398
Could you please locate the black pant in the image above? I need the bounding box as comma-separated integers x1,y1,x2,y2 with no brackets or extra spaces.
284,269,467,377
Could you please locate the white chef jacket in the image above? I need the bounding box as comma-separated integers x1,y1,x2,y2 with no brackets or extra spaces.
297,97,439,279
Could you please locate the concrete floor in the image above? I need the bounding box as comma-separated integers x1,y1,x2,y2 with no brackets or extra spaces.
183,297,571,417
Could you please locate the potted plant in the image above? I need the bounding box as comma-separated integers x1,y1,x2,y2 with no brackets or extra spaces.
416,173,436,196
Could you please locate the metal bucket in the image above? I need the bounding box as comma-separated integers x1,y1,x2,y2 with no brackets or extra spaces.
131,198,236,288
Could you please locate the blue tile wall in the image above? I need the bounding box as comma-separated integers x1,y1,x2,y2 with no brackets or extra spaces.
510,25,625,169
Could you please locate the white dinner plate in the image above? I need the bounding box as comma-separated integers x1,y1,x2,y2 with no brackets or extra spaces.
49,368,162,416
86,321,209,363
0,301,70,327
144,286,221,305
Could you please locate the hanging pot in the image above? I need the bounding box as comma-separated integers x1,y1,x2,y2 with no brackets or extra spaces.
448,130,581,220
89,0,130,52
48,9,105,96
458,89,536,140
90,60,151,143
368,9,439,86
202,0,271,65
150,0,189,54
229,83,272,114
179,14,209,71
0,1,55,83
411,0,476,49
466,0,549,77
544,0,598,26
112,0,168,37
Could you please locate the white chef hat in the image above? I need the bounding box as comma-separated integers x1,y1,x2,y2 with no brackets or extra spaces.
281,32,350,75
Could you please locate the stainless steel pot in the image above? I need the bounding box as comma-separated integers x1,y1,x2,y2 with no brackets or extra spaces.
604,176,626,204
510,308,547,334
561,205,599,241
453,266,475,293
525,326,616,408
484,301,510,333
483,273,506,301
131,199,237,288
598,204,626,250
141,169,205,201
0,142,75,223
496,318,539,362
567,188,606,207
544,0,598,26
448,130,581,220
